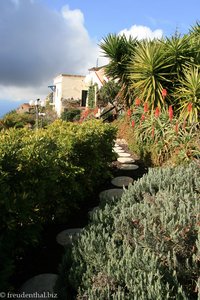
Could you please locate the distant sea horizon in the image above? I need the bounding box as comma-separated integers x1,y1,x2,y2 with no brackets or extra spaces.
0,99,25,118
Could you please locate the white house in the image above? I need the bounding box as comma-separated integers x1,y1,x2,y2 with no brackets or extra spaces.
49,74,87,117
85,66,108,89
49,66,108,117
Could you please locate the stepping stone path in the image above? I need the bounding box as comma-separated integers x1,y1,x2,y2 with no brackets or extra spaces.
118,164,139,170
111,176,133,187
113,146,123,151
99,188,124,202
20,138,141,296
56,228,83,247
20,273,58,300
117,152,131,157
115,138,128,145
117,157,135,163
113,149,124,153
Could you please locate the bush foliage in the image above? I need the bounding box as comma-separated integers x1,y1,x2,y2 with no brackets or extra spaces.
60,162,200,299
61,109,81,122
116,104,200,166
0,120,116,290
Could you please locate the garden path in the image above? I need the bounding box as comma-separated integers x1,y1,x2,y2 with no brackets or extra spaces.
17,139,147,298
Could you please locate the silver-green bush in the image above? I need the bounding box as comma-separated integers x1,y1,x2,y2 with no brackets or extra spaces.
61,162,200,299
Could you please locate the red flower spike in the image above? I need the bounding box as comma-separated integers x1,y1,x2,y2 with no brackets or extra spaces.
175,122,179,134
143,102,148,113
135,98,141,106
141,114,145,121
154,107,160,118
127,109,132,117
152,127,155,138
168,105,173,122
131,120,135,128
187,103,193,112
162,89,167,97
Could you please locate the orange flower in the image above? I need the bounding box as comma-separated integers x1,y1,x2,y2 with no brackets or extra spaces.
141,114,145,121
162,89,167,97
135,98,141,106
131,120,135,127
154,107,160,118
187,103,193,112
168,105,173,121
143,102,148,113
152,126,155,138
127,109,132,117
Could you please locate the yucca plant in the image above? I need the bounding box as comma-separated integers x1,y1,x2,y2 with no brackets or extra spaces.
129,40,172,110
164,33,195,84
100,33,138,106
189,22,200,65
175,66,200,123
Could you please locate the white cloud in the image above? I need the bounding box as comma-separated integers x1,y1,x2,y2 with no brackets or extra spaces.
119,25,163,40
0,0,99,103
0,1,164,108
0,84,48,102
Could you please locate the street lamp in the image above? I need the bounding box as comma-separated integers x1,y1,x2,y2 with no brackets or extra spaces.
29,99,45,130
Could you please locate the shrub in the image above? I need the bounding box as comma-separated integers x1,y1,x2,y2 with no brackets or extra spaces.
61,109,81,122
0,120,116,290
59,162,200,299
116,105,200,166
1,111,35,129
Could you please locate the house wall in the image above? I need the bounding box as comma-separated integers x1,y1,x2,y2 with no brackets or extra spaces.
53,74,87,117
17,103,31,114
85,72,103,89
54,75,62,117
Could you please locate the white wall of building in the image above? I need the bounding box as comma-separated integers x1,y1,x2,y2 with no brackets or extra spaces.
51,68,108,116
53,74,87,117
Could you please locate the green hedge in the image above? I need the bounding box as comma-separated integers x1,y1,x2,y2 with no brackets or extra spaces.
61,109,81,122
60,162,200,299
0,120,116,290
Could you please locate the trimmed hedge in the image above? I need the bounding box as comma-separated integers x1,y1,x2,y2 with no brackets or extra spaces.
0,120,116,290
60,162,200,299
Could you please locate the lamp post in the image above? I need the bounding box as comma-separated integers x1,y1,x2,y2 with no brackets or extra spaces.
29,99,45,130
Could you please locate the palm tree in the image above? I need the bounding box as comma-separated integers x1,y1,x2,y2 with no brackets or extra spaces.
129,39,172,110
100,33,137,106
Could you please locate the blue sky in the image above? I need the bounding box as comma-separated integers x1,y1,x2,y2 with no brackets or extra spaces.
43,0,199,38
0,0,199,117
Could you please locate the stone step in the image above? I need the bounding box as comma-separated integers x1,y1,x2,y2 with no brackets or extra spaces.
20,273,58,299
115,138,128,145
111,176,133,187
113,148,124,153
56,228,82,247
117,157,135,163
99,188,124,202
117,152,131,157
118,164,139,170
